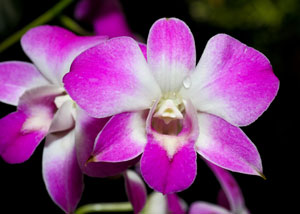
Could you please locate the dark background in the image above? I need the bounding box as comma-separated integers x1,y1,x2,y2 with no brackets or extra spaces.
0,0,298,213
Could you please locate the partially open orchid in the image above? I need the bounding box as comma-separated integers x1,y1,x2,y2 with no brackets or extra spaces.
189,162,250,214
124,169,186,214
0,26,106,213
63,17,279,194
75,0,134,38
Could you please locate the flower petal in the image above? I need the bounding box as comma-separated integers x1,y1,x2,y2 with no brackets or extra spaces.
0,111,46,163
75,0,134,38
48,100,75,133
64,37,161,118
207,162,247,213
141,100,198,194
0,61,49,105
0,86,63,163
142,192,167,214
42,130,83,213
147,18,196,92
92,111,147,162
21,25,105,85
166,194,187,214
124,170,147,214
75,108,139,177
183,34,279,126
196,113,263,176
189,202,232,214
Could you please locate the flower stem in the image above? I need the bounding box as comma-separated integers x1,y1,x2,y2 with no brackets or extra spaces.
75,202,133,214
0,0,74,53
59,15,91,35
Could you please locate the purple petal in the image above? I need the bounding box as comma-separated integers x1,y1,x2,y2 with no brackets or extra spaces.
184,34,279,126
43,130,83,213
218,190,231,210
166,194,186,214
124,170,147,214
75,0,134,38
0,86,62,163
147,18,196,92
64,37,161,118
92,111,147,162
0,111,47,163
0,61,49,105
189,202,231,214
196,113,263,176
207,162,246,213
21,25,105,85
75,108,139,177
140,100,199,194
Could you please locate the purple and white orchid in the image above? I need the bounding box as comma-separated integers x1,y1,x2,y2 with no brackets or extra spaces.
0,25,107,213
189,162,250,214
64,17,279,194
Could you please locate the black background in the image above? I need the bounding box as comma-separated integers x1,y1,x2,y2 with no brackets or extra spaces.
0,0,298,213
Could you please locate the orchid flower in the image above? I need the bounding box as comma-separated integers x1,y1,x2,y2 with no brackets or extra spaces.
124,169,186,214
63,18,279,194
75,0,134,38
0,25,108,213
189,162,250,214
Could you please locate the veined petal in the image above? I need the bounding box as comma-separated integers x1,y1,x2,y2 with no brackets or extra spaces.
43,130,83,213
124,170,147,214
147,18,196,92
48,100,75,133
92,111,147,162
189,202,232,214
183,34,279,126
0,61,49,105
75,108,139,177
21,25,105,85
141,100,199,194
207,162,246,213
0,86,62,163
196,113,263,176
64,37,161,118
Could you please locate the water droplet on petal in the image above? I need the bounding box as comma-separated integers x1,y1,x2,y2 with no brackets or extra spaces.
244,47,248,53
183,76,192,89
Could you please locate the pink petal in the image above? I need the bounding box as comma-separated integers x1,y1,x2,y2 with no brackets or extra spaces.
184,34,279,126
189,202,232,214
21,25,105,85
196,113,263,176
0,61,49,105
75,0,134,38
147,18,196,92
166,194,187,214
0,111,47,163
92,111,147,162
0,86,63,163
124,170,147,214
64,37,161,118
140,100,199,194
75,108,139,177
207,162,246,213
42,130,83,213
